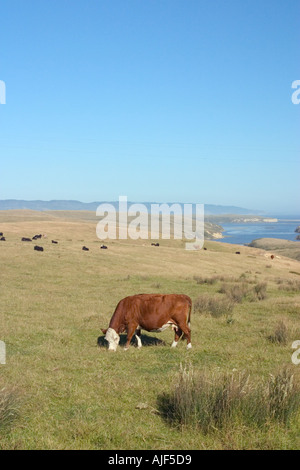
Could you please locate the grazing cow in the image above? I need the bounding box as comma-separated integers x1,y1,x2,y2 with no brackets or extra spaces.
22,237,32,242
235,251,241,255
101,293,192,351
151,242,159,247
0,236,5,241
270,255,274,260
34,245,44,252
52,240,58,244
82,246,89,251
100,244,108,249
203,247,207,251
32,234,42,240
0,232,3,236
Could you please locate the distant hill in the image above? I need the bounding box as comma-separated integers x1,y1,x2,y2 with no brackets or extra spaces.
248,238,300,261
0,199,263,215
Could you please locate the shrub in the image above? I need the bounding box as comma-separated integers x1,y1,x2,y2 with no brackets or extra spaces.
218,281,267,303
278,279,300,292
158,364,250,432
0,385,20,431
218,283,251,303
151,283,161,289
158,364,300,432
194,294,234,318
267,369,299,424
253,282,268,300
193,275,235,285
247,368,300,426
193,276,218,285
268,320,288,345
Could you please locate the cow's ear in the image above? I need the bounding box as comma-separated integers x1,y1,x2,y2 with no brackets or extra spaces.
101,328,107,334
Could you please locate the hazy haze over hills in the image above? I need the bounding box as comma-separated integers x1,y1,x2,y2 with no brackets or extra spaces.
0,199,264,215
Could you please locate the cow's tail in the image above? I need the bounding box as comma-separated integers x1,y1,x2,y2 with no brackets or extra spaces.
181,298,192,342
187,298,192,329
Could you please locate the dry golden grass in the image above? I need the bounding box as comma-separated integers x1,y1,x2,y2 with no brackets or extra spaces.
249,238,300,261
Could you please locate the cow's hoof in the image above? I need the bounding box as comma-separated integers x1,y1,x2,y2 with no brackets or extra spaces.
186,343,192,350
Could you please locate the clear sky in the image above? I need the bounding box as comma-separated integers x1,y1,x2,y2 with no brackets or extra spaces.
0,0,299,214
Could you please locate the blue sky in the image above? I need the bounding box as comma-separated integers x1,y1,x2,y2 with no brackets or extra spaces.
0,0,299,214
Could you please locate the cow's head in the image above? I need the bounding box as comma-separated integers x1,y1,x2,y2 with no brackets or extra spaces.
102,327,120,351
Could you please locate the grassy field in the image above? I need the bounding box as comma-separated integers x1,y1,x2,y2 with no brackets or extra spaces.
1,210,300,450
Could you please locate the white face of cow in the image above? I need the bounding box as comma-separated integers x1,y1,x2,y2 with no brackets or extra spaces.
105,328,120,351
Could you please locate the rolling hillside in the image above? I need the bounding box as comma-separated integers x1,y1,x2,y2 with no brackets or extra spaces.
0,210,299,450
249,238,300,261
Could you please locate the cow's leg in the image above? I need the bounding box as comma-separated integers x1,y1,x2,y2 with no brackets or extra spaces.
176,320,192,349
135,328,142,349
171,326,183,348
124,324,138,351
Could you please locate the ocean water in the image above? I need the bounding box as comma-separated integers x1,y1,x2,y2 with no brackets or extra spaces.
216,218,300,246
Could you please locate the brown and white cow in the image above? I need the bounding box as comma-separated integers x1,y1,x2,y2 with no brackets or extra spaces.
101,293,192,351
